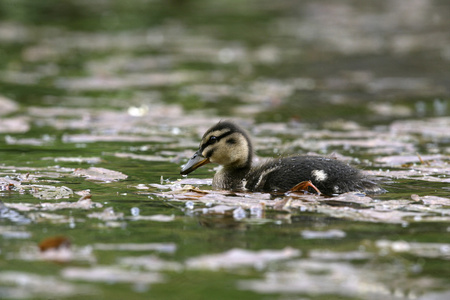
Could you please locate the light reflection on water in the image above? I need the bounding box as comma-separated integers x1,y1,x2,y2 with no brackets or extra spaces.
0,0,450,299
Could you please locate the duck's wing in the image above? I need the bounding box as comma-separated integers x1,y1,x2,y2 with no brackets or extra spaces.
246,156,386,195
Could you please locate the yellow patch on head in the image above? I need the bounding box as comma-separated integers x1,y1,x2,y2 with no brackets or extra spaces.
202,131,249,168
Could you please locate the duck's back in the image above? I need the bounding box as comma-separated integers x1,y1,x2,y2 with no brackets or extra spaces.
245,156,383,195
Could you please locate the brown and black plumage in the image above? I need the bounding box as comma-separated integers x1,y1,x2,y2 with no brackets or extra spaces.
180,121,385,196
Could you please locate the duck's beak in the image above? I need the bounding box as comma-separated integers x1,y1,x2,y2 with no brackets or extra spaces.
180,150,210,175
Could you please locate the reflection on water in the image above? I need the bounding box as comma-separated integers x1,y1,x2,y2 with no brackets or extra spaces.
0,0,449,299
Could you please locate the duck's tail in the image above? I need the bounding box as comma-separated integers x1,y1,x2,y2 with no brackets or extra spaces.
357,178,387,195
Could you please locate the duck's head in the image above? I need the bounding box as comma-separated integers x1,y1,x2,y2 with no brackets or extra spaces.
180,121,253,175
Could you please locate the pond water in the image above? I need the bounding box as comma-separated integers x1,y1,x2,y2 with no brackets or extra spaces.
1,0,450,299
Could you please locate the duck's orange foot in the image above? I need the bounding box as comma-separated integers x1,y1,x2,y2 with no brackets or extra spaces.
289,180,321,195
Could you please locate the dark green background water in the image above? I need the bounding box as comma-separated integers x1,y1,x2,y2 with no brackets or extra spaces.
1,1,449,299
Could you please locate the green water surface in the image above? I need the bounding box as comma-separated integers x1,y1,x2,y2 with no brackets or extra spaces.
1,1,450,299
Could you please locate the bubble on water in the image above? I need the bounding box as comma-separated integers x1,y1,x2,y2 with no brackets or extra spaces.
440,245,450,253
410,263,423,274
69,218,76,229
250,205,263,218
391,241,411,252
433,98,447,116
171,127,181,135
233,207,247,220
127,105,149,117
133,282,150,293
415,101,426,116
131,207,140,216
218,48,236,63
185,201,194,210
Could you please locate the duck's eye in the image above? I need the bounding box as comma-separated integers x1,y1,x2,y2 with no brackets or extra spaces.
209,136,218,143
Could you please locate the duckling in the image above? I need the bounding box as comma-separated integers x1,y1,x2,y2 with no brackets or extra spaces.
180,121,385,195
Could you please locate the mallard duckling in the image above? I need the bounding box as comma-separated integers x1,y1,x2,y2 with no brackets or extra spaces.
180,121,385,195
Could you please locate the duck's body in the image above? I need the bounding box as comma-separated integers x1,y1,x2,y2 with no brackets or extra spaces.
181,121,385,195
214,156,381,195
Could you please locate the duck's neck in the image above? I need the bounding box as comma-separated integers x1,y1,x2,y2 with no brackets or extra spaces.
213,164,252,191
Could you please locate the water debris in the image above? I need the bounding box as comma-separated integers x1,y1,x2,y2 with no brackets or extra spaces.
0,96,19,115
41,197,102,210
232,207,247,220
368,77,436,94
73,167,128,182
0,227,31,239
390,117,450,139
12,242,95,263
87,207,124,221
32,236,83,263
41,157,102,164
5,194,102,212
127,214,175,222
301,229,346,239
174,178,213,186
414,195,450,205
28,212,75,224
0,176,21,191
130,207,140,216
325,193,374,206
185,201,195,209
0,271,95,299
368,167,450,183
39,236,71,252
134,184,150,190
249,203,265,218
114,152,170,162
238,259,418,297
0,201,31,224
31,185,73,200
186,247,300,271
119,255,183,272
155,185,211,200
127,104,149,117
289,134,416,155
369,102,413,117
200,205,236,215
376,240,450,259
309,250,373,261
0,0,449,297
156,182,450,224
0,117,30,133
153,184,271,206
93,243,177,253
315,205,423,224
63,134,172,143
55,71,201,91
375,154,448,166
323,119,363,131
61,266,164,284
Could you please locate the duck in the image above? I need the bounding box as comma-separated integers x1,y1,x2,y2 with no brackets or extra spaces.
180,121,385,196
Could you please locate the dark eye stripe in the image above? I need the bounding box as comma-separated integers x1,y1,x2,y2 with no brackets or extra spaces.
226,138,236,144
216,131,234,140
206,149,214,158
201,131,234,150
